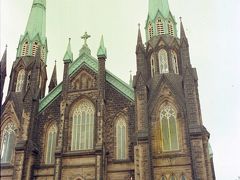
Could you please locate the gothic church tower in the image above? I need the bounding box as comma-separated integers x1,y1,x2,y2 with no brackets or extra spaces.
133,0,215,179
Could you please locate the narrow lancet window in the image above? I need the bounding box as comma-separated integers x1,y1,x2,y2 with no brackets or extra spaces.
160,104,179,151
171,51,179,74
159,49,169,73
1,122,17,163
116,117,127,160
71,99,94,151
21,41,29,56
16,69,25,92
148,23,154,39
45,124,57,164
151,55,156,77
32,41,39,56
156,18,164,35
168,21,174,36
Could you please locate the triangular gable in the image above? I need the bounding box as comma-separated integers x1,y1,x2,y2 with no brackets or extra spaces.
39,52,134,113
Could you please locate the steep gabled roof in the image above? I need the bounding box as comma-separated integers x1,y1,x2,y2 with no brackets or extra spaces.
38,52,134,112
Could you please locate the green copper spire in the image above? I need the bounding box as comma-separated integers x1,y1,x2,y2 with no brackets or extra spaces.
149,0,170,19
97,35,107,58
17,0,48,63
25,0,46,40
145,0,177,41
63,38,73,63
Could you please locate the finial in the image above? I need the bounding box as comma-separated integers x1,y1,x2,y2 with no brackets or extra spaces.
68,38,71,42
81,32,91,46
138,23,141,29
179,17,182,22
54,60,57,65
5,44,8,49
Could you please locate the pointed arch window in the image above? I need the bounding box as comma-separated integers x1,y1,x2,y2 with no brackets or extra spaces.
160,104,179,151
71,99,95,151
181,175,187,180
41,46,45,61
16,69,25,92
32,41,39,56
156,18,164,35
1,122,17,163
170,175,177,180
168,21,174,36
45,124,57,164
161,176,167,180
148,23,154,39
158,49,169,73
116,117,127,160
171,51,179,74
21,41,29,56
151,54,156,77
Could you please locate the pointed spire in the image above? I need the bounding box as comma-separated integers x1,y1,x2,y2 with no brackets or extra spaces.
180,17,189,46
49,61,57,92
0,45,7,76
136,24,145,53
63,38,73,63
148,0,170,19
97,35,107,59
25,0,46,41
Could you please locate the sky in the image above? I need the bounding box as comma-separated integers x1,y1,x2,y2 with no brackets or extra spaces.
1,0,240,179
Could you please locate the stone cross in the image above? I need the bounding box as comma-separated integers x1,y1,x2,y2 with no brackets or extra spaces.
81,32,91,46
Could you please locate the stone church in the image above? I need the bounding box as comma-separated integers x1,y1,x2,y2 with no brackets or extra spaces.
0,0,215,179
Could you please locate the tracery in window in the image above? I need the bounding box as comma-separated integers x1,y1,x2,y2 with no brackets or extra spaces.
148,23,154,39
21,41,29,56
45,124,57,164
160,104,179,151
151,54,156,77
116,117,127,160
171,51,179,74
156,18,164,35
168,21,174,36
71,99,95,151
16,69,25,92
1,122,17,163
32,41,39,56
161,176,167,180
158,49,169,73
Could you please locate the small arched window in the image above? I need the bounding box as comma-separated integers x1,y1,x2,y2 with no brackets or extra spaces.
158,49,169,73
156,18,164,35
21,41,29,56
151,54,156,77
181,175,187,180
161,176,167,180
116,117,127,160
160,104,179,151
16,69,25,92
71,99,95,151
168,21,174,36
148,23,154,39
45,124,57,164
1,122,17,163
32,41,39,56
171,51,179,74
170,175,177,180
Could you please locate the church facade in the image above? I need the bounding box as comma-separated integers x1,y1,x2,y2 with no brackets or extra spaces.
0,0,215,179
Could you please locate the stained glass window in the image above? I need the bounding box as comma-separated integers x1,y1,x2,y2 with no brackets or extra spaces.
160,104,179,151
45,124,57,164
16,69,25,92
1,122,17,163
159,49,169,73
71,99,94,151
116,117,127,160
171,51,179,74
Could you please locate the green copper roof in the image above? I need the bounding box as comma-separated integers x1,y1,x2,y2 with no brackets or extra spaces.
97,35,107,58
39,51,134,112
148,0,170,19
63,38,73,62
25,0,46,42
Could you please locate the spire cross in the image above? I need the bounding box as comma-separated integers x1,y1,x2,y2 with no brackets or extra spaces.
81,32,91,46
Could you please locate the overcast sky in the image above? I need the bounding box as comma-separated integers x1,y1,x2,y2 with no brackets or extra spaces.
1,0,240,179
